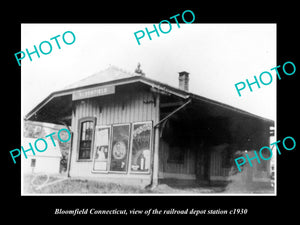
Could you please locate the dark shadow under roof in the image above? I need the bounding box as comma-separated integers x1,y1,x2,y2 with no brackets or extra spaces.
25,66,274,126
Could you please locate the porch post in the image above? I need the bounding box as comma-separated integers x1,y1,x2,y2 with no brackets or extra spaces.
152,94,160,187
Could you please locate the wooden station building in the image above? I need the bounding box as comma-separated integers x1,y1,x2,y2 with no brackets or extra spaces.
25,65,274,187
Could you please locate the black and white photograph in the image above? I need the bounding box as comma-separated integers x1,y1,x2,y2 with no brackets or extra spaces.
4,4,298,221
21,23,276,195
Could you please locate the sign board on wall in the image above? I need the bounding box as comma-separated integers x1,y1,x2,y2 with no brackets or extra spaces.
72,85,115,100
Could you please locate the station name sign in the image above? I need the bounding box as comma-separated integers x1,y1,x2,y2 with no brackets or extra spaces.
72,85,115,100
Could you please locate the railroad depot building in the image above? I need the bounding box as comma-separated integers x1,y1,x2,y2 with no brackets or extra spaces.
25,65,274,187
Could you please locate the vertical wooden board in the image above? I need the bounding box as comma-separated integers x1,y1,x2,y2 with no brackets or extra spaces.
109,96,114,124
134,93,139,122
119,96,123,123
110,95,115,123
144,92,148,120
77,101,81,119
93,100,97,118
218,152,221,176
96,99,101,125
106,97,110,123
118,97,123,123
106,95,111,124
188,149,194,174
147,92,152,121
148,92,153,121
140,93,145,121
212,151,215,176
113,96,118,124
214,151,217,176
71,102,76,129
99,99,104,125
124,94,129,123
158,141,164,173
219,153,221,176
76,102,80,119
93,100,97,123
84,100,89,117
187,150,190,174
133,93,139,122
216,152,218,176
118,99,122,123
80,102,84,118
151,95,156,121
140,92,144,121
89,100,93,117
211,152,214,177
103,97,108,125
138,92,143,121
131,93,136,122
131,93,137,122
142,92,147,121
91,100,95,118
113,95,118,124
86,101,90,117
111,98,116,124
126,94,131,123
142,92,148,121
117,97,122,123
127,93,133,122
215,152,218,176
124,95,129,123
82,100,86,117
132,93,137,122
85,100,90,117
90,100,94,117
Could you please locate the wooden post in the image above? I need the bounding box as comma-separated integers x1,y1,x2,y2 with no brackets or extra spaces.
152,94,160,187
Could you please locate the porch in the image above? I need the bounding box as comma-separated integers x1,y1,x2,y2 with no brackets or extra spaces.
156,93,274,186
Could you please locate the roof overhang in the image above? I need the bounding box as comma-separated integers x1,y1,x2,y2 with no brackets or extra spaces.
25,75,274,127
25,76,190,124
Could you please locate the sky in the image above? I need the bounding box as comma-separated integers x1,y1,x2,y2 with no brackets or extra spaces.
21,23,276,121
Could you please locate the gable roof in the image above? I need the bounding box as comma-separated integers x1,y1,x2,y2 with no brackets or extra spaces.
24,65,274,125
63,65,137,90
59,65,190,99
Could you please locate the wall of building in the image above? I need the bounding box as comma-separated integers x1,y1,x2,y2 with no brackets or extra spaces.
158,139,196,180
69,86,157,186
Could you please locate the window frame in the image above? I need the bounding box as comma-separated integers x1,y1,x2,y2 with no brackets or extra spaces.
77,117,96,162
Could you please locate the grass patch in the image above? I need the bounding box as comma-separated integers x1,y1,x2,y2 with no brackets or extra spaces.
23,174,152,194
23,174,274,194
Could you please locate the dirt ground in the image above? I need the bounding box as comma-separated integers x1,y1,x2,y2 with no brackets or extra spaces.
23,174,274,194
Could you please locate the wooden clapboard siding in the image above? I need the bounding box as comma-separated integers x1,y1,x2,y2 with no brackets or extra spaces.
74,89,155,126
159,139,196,176
69,87,156,178
209,145,230,177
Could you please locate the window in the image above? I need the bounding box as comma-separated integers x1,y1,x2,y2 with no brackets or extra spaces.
31,158,36,167
109,124,130,172
78,118,96,160
130,122,152,172
93,126,110,171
